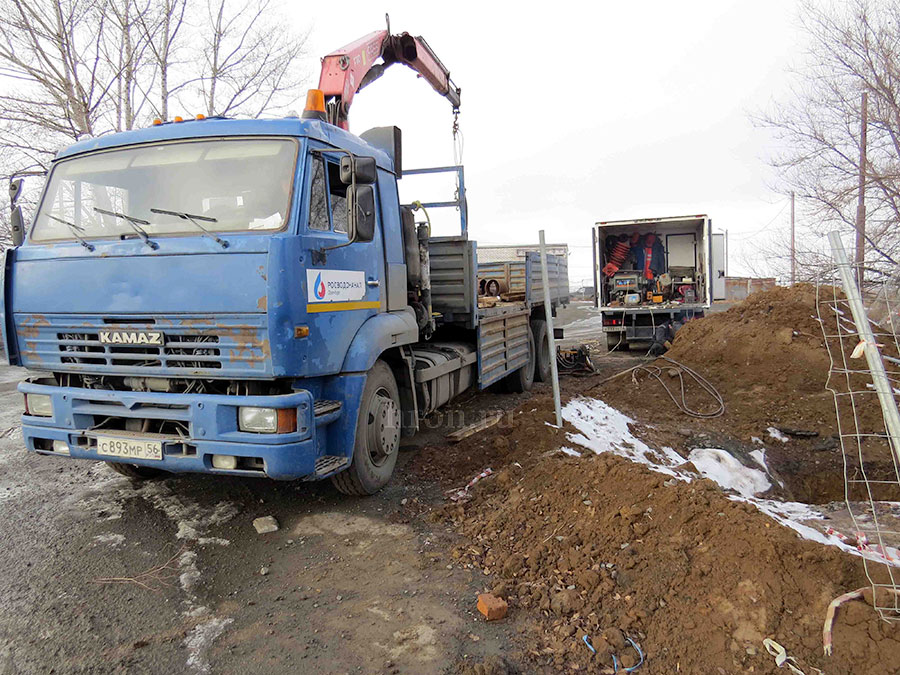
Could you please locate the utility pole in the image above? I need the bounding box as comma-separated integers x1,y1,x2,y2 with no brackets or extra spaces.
855,91,867,289
790,191,795,285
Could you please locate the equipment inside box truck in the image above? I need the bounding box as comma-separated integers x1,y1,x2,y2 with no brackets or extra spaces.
593,215,725,351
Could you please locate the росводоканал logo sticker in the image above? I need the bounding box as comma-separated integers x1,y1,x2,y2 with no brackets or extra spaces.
306,269,366,303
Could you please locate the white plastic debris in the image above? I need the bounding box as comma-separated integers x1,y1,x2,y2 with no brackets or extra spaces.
253,516,280,534
767,427,790,443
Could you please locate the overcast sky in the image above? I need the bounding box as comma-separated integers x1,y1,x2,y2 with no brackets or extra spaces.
294,1,807,285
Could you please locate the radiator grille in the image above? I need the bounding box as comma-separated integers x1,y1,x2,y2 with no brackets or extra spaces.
16,314,269,377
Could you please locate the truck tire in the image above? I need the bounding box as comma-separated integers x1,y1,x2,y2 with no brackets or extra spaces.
105,462,166,480
332,360,401,496
531,319,551,382
607,333,627,352
503,324,535,393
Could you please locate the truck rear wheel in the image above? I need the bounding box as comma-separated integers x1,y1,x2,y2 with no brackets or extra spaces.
503,324,535,393
332,360,401,496
531,319,551,382
105,462,166,480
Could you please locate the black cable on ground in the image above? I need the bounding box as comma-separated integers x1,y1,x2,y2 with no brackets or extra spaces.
630,355,725,418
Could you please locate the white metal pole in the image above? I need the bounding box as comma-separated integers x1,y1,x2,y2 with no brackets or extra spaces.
828,230,900,467
539,230,562,427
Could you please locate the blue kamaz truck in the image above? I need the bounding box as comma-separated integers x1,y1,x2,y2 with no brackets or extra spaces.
1,29,568,494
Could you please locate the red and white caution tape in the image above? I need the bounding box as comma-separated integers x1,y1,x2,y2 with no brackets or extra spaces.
447,468,493,502
825,527,900,564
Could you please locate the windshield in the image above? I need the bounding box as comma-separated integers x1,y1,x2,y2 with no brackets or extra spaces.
31,138,298,242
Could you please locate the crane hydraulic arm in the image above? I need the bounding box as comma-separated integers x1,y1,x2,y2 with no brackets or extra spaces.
318,24,461,130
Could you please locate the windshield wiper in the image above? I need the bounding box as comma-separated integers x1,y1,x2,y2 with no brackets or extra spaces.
150,208,228,249
43,213,95,252
93,207,158,250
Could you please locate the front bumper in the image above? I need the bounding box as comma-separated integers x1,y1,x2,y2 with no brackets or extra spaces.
18,381,331,480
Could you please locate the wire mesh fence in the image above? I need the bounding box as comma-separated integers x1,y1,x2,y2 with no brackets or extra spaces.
816,233,900,621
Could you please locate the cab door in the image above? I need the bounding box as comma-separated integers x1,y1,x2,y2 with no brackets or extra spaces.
302,145,385,375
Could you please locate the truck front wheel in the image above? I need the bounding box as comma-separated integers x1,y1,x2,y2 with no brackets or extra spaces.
332,360,401,496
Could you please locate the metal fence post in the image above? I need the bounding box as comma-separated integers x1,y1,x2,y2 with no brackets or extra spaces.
828,230,900,466
539,230,562,427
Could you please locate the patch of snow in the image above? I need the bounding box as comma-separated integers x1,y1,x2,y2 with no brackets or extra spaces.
196,537,230,547
688,448,771,498
93,533,126,548
560,396,900,567
751,436,764,445
767,427,789,443
562,397,688,480
178,550,201,595
72,463,132,521
184,616,232,673
137,483,239,541
749,448,767,469
558,446,581,457
0,483,30,503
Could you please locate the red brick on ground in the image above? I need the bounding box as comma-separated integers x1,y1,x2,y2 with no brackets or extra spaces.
477,593,508,621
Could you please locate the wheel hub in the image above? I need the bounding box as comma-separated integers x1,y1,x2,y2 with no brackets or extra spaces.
367,390,400,467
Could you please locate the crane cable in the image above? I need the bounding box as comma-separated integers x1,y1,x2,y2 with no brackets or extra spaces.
452,109,464,215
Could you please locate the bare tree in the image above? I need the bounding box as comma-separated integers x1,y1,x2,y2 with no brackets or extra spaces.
0,0,308,251
197,0,307,118
135,0,188,120
758,0,900,274
0,0,117,168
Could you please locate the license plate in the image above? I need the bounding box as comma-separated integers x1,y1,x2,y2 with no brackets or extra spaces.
96,436,163,461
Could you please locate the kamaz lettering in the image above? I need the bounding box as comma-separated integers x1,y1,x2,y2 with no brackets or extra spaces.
98,331,164,346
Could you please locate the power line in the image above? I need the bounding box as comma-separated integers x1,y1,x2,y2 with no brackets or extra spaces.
728,200,790,241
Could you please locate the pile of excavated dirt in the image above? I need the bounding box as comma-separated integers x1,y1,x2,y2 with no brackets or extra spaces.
427,390,900,675
597,284,899,502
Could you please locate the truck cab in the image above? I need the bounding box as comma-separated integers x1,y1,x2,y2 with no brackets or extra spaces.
3,115,428,491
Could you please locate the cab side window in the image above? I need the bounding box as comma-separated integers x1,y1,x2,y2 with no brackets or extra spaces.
327,161,348,234
308,158,330,231
308,155,350,235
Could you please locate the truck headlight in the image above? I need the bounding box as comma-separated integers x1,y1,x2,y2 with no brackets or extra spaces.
25,393,53,417
238,407,296,433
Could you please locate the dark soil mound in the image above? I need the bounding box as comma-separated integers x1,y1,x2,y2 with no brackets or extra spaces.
598,284,898,501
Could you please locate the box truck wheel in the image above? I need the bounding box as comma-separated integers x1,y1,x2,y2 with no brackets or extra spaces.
531,319,551,382
105,462,166,480
607,333,628,351
332,360,401,496
503,324,535,393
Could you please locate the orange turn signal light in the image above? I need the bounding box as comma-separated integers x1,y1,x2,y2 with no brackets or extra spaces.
152,118,163,126
304,89,326,114
173,115,184,123
276,408,297,434
195,113,206,120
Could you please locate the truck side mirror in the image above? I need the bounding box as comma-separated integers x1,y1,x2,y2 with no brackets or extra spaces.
348,184,375,243
340,155,377,185
9,178,24,246
10,207,24,246
9,177,23,206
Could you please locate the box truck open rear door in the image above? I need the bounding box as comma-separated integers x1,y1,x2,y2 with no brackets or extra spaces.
711,231,726,301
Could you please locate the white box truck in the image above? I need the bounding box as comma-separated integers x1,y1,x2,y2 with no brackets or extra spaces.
592,215,726,350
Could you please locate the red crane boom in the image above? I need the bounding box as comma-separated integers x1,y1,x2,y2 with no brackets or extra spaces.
317,20,461,130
